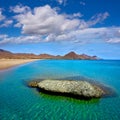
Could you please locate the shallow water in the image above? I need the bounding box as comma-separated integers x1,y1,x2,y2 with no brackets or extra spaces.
0,60,120,120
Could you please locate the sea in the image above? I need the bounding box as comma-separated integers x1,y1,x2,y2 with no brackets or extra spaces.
0,60,120,120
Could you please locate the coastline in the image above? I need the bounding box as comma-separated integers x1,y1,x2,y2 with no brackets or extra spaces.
0,59,40,70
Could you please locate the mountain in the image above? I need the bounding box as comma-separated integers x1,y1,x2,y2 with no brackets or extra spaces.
13,53,39,59
0,49,12,53
38,54,55,59
0,49,99,60
0,49,13,59
78,54,98,60
63,52,99,60
0,49,39,59
63,51,80,59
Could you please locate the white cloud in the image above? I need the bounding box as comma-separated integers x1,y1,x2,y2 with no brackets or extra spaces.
14,5,80,35
78,12,109,29
73,13,83,18
0,35,42,44
0,34,8,39
53,27,107,43
0,20,13,27
0,4,111,44
80,1,86,6
87,12,109,26
57,0,63,4
0,9,5,21
107,38,120,43
61,12,82,20
57,0,67,5
12,5,109,36
1,27,120,45
10,4,30,13
44,27,120,44
0,8,13,27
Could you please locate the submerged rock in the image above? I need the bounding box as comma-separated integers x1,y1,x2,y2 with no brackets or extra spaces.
36,80,104,98
28,81,38,87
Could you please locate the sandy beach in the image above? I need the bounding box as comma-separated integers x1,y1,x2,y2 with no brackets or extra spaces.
0,59,39,70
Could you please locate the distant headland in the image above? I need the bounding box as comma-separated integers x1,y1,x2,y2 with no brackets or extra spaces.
0,49,100,60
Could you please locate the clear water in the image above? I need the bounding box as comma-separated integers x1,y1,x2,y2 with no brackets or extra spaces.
0,60,120,120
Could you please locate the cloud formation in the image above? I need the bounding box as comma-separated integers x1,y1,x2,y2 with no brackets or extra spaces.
57,0,67,5
0,27,120,44
10,4,30,13
0,34,8,39
13,5,109,35
0,8,13,27
14,5,80,35
80,1,86,6
87,12,109,26
0,5,116,44
0,20,13,27
46,27,120,43
0,9,5,21
0,35,42,44
107,38,120,43
57,0,63,4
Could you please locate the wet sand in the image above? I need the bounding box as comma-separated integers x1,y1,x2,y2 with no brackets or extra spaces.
0,59,39,70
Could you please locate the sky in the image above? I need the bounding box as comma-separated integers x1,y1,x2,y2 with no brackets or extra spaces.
0,0,120,59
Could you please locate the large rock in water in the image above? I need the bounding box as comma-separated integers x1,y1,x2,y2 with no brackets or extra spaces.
37,80,104,98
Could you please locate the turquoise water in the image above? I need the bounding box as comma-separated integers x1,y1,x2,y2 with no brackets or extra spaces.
0,60,120,120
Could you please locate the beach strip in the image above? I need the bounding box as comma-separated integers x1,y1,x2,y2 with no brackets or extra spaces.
0,59,39,70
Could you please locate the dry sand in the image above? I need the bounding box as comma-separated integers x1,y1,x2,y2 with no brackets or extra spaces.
0,59,39,70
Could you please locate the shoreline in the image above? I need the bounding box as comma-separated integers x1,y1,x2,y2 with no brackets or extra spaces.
0,59,40,71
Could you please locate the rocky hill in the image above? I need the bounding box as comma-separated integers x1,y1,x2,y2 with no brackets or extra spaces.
63,51,99,60
38,54,55,59
0,49,13,59
0,49,99,60
63,51,80,59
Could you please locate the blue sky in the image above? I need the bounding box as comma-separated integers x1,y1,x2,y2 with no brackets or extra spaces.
0,0,120,59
